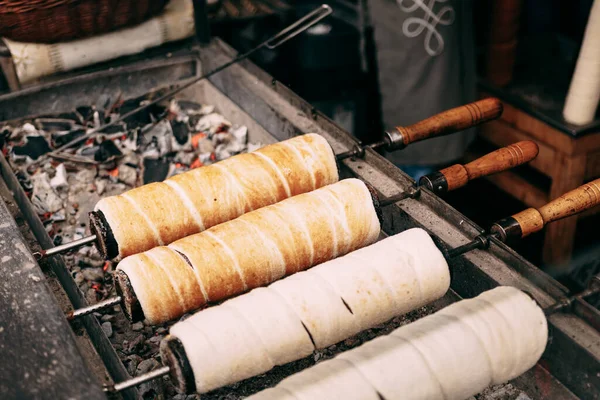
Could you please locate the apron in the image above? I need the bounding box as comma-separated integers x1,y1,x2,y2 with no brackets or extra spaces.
368,0,477,166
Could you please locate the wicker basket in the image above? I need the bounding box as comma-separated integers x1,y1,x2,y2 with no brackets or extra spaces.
0,0,170,43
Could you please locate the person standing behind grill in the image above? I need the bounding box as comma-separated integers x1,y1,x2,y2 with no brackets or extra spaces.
368,0,477,179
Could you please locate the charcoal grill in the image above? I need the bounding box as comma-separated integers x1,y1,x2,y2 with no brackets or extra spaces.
0,39,598,399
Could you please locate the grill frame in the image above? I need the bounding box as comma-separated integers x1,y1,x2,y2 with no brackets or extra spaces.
0,38,597,399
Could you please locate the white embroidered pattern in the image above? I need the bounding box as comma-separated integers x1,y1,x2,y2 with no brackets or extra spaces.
397,0,455,56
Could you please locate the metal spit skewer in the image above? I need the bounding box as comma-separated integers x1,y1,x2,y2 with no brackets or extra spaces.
101,276,600,394
33,234,97,260
104,365,171,393
66,296,122,321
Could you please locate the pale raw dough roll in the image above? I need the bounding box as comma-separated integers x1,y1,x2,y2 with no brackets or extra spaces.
94,133,338,259
563,0,600,124
118,178,380,325
164,228,449,393
248,286,548,400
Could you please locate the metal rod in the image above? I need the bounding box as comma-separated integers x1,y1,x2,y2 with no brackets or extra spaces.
446,233,501,258
379,186,420,207
336,140,385,161
34,234,97,260
265,4,333,49
30,4,334,167
66,296,122,321
105,366,171,393
544,285,600,316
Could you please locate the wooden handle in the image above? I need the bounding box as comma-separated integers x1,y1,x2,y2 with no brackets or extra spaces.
395,97,503,146
439,141,539,191
513,178,600,237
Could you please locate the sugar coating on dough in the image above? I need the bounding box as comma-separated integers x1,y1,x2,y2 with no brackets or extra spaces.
165,228,450,393
247,286,547,400
96,133,338,259
119,178,380,325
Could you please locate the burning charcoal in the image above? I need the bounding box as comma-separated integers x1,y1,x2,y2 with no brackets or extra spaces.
0,126,10,149
101,314,115,322
121,153,140,167
101,321,113,338
197,104,215,115
167,163,186,178
119,99,165,127
170,119,191,146
73,226,86,240
155,327,167,335
131,322,144,332
198,152,213,165
216,129,247,156
147,335,163,345
173,152,197,167
126,355,143,376
118,130,139,152
215,145,232,161
93,111,101,129
51,128,86,148
15,170,33,192
142,158,170,184
31,173,63,214
175,100,203,112
12,136,52,161
95,178,108,195
124,335,146,354
75,106,95,124
188,114,203,129
195,136,215,154
118,165,138,187
248,142,263,152
74,168,96,183
81,268,104,282
231,125,248,143
94,140,122,163
194,113,231,133
55,111,82,122
139,382,162,400
136,359,160,375
50,163,68,190
21,123,37,134
34,118,75,132
86,288,98,304
51,212,66,222
74,272,85,285
100,122,127,134
142,120,174,156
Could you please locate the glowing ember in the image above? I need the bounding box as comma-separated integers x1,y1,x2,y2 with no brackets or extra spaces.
190,158,203,169
191,132,207,149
